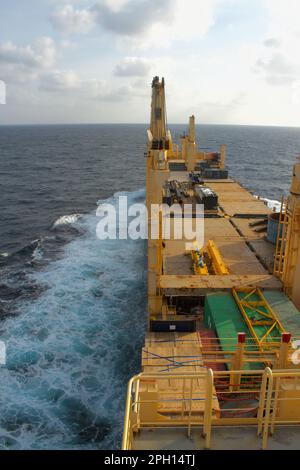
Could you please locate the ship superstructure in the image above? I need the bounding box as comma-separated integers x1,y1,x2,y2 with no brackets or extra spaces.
123,77,300,450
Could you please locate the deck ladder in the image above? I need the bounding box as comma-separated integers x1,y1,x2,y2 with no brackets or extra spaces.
273,197,289,277
282,206,300,296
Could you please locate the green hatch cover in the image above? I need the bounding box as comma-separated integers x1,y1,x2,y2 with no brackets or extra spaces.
204,292,263,370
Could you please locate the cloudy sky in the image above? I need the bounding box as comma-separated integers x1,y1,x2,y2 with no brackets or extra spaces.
0,0,299,126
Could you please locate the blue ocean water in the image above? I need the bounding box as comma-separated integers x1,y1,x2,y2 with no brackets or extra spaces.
0,191,147,449
0,123,300,449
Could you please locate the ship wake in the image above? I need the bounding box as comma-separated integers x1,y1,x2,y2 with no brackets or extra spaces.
0,190,147,450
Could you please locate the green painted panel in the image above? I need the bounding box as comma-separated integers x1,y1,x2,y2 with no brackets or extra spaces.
204,293,262,370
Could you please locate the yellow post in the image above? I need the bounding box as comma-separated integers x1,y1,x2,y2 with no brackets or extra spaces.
231,333,246,390
262,368,273,450
122,375,140,450
181,136,187,161
270,376,281,436
276,332,291,369
187,378,194,438
270,333,292,436
186,115,197,171
220,145,226,170
203,368,214,449
188,115,196,142
257,368,269,436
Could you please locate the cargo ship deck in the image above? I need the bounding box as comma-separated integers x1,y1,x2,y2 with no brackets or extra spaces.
162,176,280,294
122,77,300,451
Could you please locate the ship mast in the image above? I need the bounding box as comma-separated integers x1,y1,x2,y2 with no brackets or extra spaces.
149,76,168,148
147,77,170,319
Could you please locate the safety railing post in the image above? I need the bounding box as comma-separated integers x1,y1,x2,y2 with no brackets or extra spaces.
262,368,273,450
136,378,141,432
203,368,214,449
277,333,291,369
231,333,246,391
122,375,140,450
257,368,268,436
187,378,194,438
270,376,280,436
181,379,186,418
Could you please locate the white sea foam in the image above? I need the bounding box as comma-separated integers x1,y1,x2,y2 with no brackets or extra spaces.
32,245,43,261
53,214,82,227
0,190,147,450
254,195,282,212
0,252,9,258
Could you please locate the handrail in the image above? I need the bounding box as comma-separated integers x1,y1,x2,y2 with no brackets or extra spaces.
122,371,211,450
260,368,300,450
122,373,142,450
261,367,273,450
203,368,214,449
123,368,300,450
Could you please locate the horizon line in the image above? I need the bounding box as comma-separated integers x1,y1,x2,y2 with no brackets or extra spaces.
0,122,300,129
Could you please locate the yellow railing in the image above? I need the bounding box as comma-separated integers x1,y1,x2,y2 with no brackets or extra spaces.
144,335,300,371
123,368,300,450
122,370,214,450
258,368,300,449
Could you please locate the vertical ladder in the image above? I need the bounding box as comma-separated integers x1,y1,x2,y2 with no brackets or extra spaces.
273,197,289,277
282,207,300,297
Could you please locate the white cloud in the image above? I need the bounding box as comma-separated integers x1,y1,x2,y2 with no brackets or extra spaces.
149,0,217,44
40,70,82,91
263,0,300,34
50,0,173,37
262,0,300,54
96,81,148,102
0,80,6,105
0,37,57,88
60,39,77,49
0,37,56,70
37,68,147,105
3,0,300,125
92,0,172,36
255,53,295,86
50,4,96,34
252,1,300,87
114,57,150,77
263,38,280,48
49,0,218,48
101,0,135,13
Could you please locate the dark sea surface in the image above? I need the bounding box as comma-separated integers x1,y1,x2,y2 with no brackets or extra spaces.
0,123,300,449
1,124,300,255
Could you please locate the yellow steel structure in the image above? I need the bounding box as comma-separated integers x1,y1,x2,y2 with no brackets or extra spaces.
146,77,170,318
191,240,229,276
206,240,229,275
232,287,285,350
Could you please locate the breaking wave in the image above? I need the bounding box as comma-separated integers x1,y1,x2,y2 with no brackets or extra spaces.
254,195,282,212
53,214,82,228
0,190,147,450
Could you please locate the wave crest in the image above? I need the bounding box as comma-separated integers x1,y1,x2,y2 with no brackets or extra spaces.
53,214,82,228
